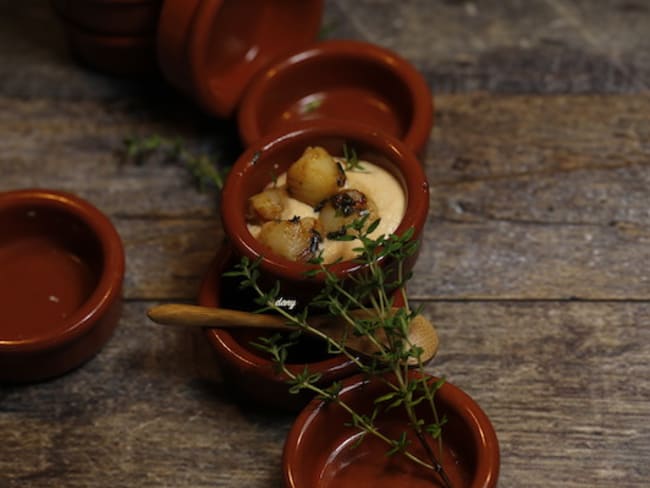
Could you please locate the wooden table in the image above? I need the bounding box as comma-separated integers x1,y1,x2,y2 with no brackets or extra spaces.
1,1,649,486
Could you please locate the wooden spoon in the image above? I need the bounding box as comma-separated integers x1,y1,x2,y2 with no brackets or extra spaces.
147,303,439,363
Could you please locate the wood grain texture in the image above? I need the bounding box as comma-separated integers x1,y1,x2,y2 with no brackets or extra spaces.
2,95,647,300
0,302,293,488
416,94,650,299
421,300,650,488
325,0,650,93
2,1,649,98
1,302,648,487
1,1,649,487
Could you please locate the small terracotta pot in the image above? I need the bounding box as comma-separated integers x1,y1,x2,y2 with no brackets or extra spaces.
220,121,429,307
238,40,434,157
157,0,324,118
0,189,125,382
156,2,433,155
58,19,158,76
50,0,163,36
284,372,500,488
197,243,360,412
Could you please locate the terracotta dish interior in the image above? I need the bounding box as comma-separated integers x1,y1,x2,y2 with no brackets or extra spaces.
283,373,500,488
238,40,434,156
157,0,323,118
197,244,359,412
0,189,124,382
220,121,429,303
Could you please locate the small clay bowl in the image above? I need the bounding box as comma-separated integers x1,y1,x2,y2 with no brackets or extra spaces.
0,189,125,382
197,243,361,412
238,40,434,157
50,0,163,36
157,0,324,118
283,372,500,488
56,14,158,76
220,121,429,307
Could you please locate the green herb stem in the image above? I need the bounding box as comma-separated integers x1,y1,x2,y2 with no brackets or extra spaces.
277,361,442,475
229,220,453,488
122,134,229,191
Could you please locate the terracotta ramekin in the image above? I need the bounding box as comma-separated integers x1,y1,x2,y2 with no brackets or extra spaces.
0,189,125,382
157,0,324,118
57,19,158,76
220,121,429,307
50,0,162,75
283,372,500,488
50,0,163,36
197,243,360,412
238,40,434,157
156,2,433,155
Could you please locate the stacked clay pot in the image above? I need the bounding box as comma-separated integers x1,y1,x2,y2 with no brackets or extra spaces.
51,0,163,75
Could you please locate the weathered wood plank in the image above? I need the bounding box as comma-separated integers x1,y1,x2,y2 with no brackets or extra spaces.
3,1,650,99
413,94,650,300
0,96,237,219
427,95,650,185
2,3,649,487
3,95,647,300
116,218,223,300
0,302,292,488
326,0,650,93
412,219,650,300
1,301,648,487
422,300,650,488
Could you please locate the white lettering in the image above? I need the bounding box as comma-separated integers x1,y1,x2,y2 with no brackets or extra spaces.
274,297,297,311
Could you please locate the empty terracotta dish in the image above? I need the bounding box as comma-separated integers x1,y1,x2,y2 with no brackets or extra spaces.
157,0,324,118
220,121,429,307
0,189,125,382
197,243,360,412
283,372,500,488
156,2,433,155
50,0,163,36
238,40,434,157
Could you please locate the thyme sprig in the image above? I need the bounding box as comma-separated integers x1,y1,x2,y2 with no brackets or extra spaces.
225,218,453,487
342,143,366,172
122,134,229,191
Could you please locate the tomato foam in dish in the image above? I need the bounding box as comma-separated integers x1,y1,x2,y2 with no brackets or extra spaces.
246,146,406,264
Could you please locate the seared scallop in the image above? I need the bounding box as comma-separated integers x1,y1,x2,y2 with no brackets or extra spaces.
319,189,378,237
247,187,288,223
257,217,323,262
286,146,346,207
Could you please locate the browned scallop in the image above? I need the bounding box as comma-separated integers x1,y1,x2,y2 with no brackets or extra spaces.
286,146,346,207
247,187,288,223
319,189,378,237
257,217,323,262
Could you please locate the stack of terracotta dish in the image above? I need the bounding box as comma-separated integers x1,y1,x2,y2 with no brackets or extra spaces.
155,0,433,156
199,120,429,410
147,0,432,407
50,0,163,75
51,0,434,157
152,3,499,487
199,123,501,487
49,1,499,485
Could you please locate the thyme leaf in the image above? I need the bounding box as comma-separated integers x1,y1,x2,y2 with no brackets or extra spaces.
122,134,229,191
342,143,366,172
229,219,454,487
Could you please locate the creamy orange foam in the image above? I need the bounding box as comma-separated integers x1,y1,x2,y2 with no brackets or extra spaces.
248,160,405,263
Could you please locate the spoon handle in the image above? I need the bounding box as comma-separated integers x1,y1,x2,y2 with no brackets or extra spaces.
147,303,292,330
